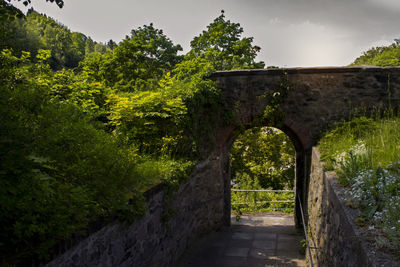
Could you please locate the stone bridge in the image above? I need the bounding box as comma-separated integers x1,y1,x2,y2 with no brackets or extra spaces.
209,66,400,226
48,66,400,267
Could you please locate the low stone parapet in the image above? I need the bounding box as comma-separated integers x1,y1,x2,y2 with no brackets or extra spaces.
45,153,227,267
307,147,399,266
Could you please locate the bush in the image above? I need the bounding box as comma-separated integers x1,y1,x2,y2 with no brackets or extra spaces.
0,51,145,265
319,114,400,253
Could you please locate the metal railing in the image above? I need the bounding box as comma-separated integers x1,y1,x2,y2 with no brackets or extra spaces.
231,189,295,212
298,194,314,267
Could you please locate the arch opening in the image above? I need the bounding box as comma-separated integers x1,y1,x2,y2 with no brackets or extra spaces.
223,123,307,227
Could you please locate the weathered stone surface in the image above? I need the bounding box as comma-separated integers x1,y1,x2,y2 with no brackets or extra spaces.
211,67,400,149
211,66,400,227
307,148,400,267
47,67,400,267
46,152,227,267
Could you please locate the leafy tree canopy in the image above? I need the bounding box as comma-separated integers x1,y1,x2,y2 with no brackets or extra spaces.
187,10,265,70
0,10,272,265
80,24,183,91
111,23,183,90
352,41,400,67
0,50,145,265
231,127,295,190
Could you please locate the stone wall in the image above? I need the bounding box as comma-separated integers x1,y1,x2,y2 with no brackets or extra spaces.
46,152,228,267
212,67,400,149
45,67,400,266
307,147,399,267
212,67,400,226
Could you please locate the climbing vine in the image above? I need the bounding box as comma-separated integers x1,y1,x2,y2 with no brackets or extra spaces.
250,70,291,128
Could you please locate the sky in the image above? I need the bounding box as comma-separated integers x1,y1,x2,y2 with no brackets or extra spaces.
12,0,400,67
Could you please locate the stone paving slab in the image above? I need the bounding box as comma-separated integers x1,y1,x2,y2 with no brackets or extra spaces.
175,214,306,267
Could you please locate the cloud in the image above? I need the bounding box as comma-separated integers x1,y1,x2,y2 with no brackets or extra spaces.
226,0,400,66
11,0,400,67
233,0,400,40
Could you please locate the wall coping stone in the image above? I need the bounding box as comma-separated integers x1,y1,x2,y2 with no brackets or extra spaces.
210,66,400,78
143,182,166,200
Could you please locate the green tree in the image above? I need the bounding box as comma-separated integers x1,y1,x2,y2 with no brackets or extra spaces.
160,11,266,157
1,7,107,69
187,10,265,70
231,127,295,189
84,36,95,54
107,39,116,50
0,1,32,55
0,50,145,266
106,88,187,154
70,32,86,64
352,42,400,67
111,24,183,90
79,24,183,91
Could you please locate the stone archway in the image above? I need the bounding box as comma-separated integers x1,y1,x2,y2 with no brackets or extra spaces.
226,124,305,226
209,66,400,227
46,67,400,267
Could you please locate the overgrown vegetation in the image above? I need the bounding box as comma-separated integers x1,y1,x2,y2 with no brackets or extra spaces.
322,39,400,256
319,113,400,255
0,5,265,265
352,39,400,67
0,3,109,70
231,127,295,214
231,190,295,214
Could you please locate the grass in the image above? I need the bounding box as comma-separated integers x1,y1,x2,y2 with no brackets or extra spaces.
318,113,400,255
231,190,295,214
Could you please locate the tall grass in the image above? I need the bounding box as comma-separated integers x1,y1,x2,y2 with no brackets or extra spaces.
319,112,400,255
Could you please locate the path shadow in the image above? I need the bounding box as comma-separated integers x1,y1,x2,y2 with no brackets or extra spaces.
175,215,306,267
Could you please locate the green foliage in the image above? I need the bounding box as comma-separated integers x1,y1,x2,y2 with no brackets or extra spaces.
36,48,51,61
163,11,266,156
231,190,295,213
113,24,183,90
134,158,194,191
106,88,187,154
230,126,295,214
319,113,400,252
101,11,265,158
319,115,400,177
80,24,183,91
187,10,264,70
0,51,146,265
0,10,268,265
23,9,97,69
352,42,400,67
336,152,371,186
78,51,107,81
47,70,110,121
0,7,108,69
0,0,25,52
231,127,295,190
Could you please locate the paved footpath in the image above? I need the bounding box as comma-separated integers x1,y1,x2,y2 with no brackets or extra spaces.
175,214,307,267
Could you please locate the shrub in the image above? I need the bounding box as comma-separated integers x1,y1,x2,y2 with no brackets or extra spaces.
0,50,146,265
319,114,400,253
